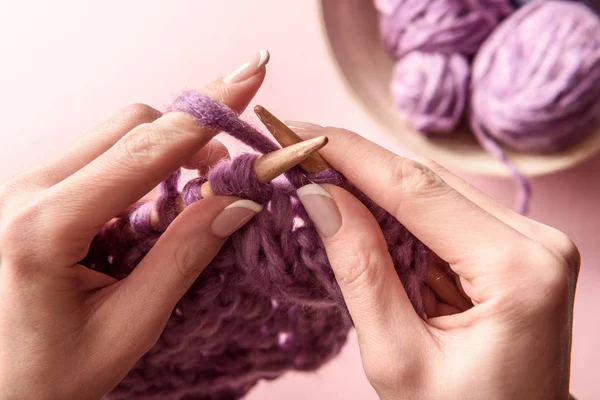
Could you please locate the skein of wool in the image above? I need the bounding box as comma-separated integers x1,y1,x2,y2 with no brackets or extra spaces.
391,51,470,134
84,92,431,400
375,0,514,57
375,0,514,135
470,0,600,213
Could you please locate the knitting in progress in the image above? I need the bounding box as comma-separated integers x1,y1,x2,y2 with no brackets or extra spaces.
83,92,430,400
375,0,600,214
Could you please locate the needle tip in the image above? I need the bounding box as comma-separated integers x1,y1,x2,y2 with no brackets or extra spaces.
254,136,329,183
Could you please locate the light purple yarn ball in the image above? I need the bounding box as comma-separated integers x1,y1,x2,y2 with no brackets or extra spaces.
375,0,514,58
391,52,470,134
471,0,600,152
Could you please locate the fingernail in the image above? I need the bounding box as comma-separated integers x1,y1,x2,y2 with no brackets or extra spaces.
284,120,323,130
211,199,262,237
223,49,270,84
296,184,341,238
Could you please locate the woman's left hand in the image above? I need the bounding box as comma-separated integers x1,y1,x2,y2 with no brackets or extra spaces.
0,54,268,399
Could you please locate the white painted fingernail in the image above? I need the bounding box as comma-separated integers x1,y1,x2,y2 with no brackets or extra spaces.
297,184,341,238
210,199,262,237
223,49,270,84
284,120,323,130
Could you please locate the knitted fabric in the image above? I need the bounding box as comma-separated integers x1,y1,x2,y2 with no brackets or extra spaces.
83,92,430,400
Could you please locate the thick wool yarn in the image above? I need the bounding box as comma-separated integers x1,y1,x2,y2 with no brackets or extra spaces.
391,51,470,135
375,0,514,57
471,0,600,152
470,0,600,213
375,0,514,135
83,92,430,400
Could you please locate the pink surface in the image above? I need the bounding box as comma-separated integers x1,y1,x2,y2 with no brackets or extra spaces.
0,1,597,398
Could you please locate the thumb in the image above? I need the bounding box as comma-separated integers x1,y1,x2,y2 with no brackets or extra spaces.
296,184,426,358
103,196,261,353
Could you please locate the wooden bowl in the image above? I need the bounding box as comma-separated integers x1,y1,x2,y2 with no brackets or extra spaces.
319,0,600,177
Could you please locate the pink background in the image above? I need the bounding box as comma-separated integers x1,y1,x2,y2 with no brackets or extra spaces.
0,1,598,398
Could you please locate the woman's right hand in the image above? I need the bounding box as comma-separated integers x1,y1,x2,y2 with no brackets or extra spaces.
291,123,580,400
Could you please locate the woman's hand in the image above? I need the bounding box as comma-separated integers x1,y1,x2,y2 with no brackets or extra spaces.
0,52,269,399
292,123,580,400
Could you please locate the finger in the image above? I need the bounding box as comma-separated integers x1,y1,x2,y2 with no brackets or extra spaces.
296,127,534,282
49,51,268,233
22,52,270,189
21,104,162,188
413,157,579,264
420,284,461,318
99,196,261,354
296,183,427,353
182,138,230,174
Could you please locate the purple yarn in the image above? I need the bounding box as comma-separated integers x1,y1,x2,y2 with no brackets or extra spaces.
375,0,600,215
375,0,514,57
391,52,470,134
83,92,430,399
470,0,600,213
375,0,513,136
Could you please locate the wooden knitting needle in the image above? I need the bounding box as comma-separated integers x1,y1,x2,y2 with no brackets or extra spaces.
199,135,329,198
149,136,329,229
254,105,473,313
254,105,330,174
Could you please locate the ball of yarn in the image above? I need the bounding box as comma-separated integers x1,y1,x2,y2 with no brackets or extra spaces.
391,52,470,134
375,0,514,58
470,0,600,153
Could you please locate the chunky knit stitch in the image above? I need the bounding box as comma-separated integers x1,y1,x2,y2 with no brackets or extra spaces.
83,92,430,400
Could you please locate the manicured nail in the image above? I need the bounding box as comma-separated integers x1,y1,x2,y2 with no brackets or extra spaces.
284,120,323,130
296,184,341,237
223,49,270,84
211,199,262,237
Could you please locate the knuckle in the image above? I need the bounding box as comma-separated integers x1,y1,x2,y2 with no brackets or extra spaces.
0,193,78,268
115,123,168,166
543,227,581,274
122,103,161,124
153,112,202,137
332,244,382,290
207,139,230,160
389,157,447,195
412,156,441,173
171,245,205,282
0,203,43,266
208,85,233,105
525,244,571,302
